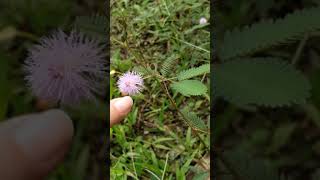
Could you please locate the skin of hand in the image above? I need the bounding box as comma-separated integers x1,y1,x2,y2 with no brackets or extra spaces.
0,96,132,180
110,96,133,126
0,109,73,180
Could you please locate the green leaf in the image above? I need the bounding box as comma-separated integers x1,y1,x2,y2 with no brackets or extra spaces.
192,172,209,180
213,58,310,107
181,109,208,132
161,54,179,77
219,6,320,60
177,64,210,81
171,80,207,96
132,65,155,76
268,123,296,153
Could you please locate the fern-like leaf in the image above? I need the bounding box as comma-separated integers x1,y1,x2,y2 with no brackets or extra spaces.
177,64,210,81
219,6,320,60
74,14,108,39
181,109,208,132
171,80,207,96
161,54,179,77
213,58,311,107
132,66,152,75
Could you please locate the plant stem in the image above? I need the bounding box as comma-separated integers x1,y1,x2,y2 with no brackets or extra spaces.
160,81,209,149
130,144,139,180
301,103,320,129
17,31,39,42
216,151,245,180
125,44,209,149
172,37,210,53
292,33,308,65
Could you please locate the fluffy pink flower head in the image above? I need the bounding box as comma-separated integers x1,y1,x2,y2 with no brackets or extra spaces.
117,71,144,95
24,29,106,105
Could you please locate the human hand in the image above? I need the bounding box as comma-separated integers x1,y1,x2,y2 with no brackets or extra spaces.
0,109,73,180
110,96,133,126
0,96,132,180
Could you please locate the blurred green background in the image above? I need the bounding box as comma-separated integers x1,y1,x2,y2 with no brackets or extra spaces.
215,0,320,179
0,0,107,179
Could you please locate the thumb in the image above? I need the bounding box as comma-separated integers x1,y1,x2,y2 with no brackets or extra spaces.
0,109,74,180
110,96,133,126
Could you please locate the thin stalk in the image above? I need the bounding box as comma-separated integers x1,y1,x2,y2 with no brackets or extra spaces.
17,31,39,42
161,81,209,149
292,33,308,65
216,151,245,180
125,44,209,149
161,153,169,180
130,144,139,180
145,169,160,180
173,37,210,53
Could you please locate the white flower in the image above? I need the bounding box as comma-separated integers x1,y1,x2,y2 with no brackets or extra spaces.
199,17,208,25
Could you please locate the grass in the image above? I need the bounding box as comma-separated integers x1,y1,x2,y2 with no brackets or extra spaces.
110,0,210,179
0,0,210,179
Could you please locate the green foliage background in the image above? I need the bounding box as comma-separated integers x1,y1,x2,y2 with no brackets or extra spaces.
0,0,107,179
111,0,210,179
215,0,320,179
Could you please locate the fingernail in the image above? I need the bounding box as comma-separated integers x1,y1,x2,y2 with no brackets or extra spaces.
114,96,133,114
15,109,73,162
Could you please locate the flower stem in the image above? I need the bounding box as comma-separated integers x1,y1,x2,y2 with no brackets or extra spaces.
16,31,39,42
125,43,209,149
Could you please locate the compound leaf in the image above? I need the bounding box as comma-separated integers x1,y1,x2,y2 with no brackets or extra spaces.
213,58,310,107
177,64,210,81
171,80,207,96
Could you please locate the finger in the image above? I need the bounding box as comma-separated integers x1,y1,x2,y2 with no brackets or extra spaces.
0,109,74,180
110,96,133,126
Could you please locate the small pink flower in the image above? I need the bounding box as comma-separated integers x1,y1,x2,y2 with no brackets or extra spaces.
117,71,143,95
24,29,106,105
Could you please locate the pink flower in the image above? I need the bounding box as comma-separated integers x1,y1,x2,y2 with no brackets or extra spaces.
24,29,107,105
117,71,143,95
